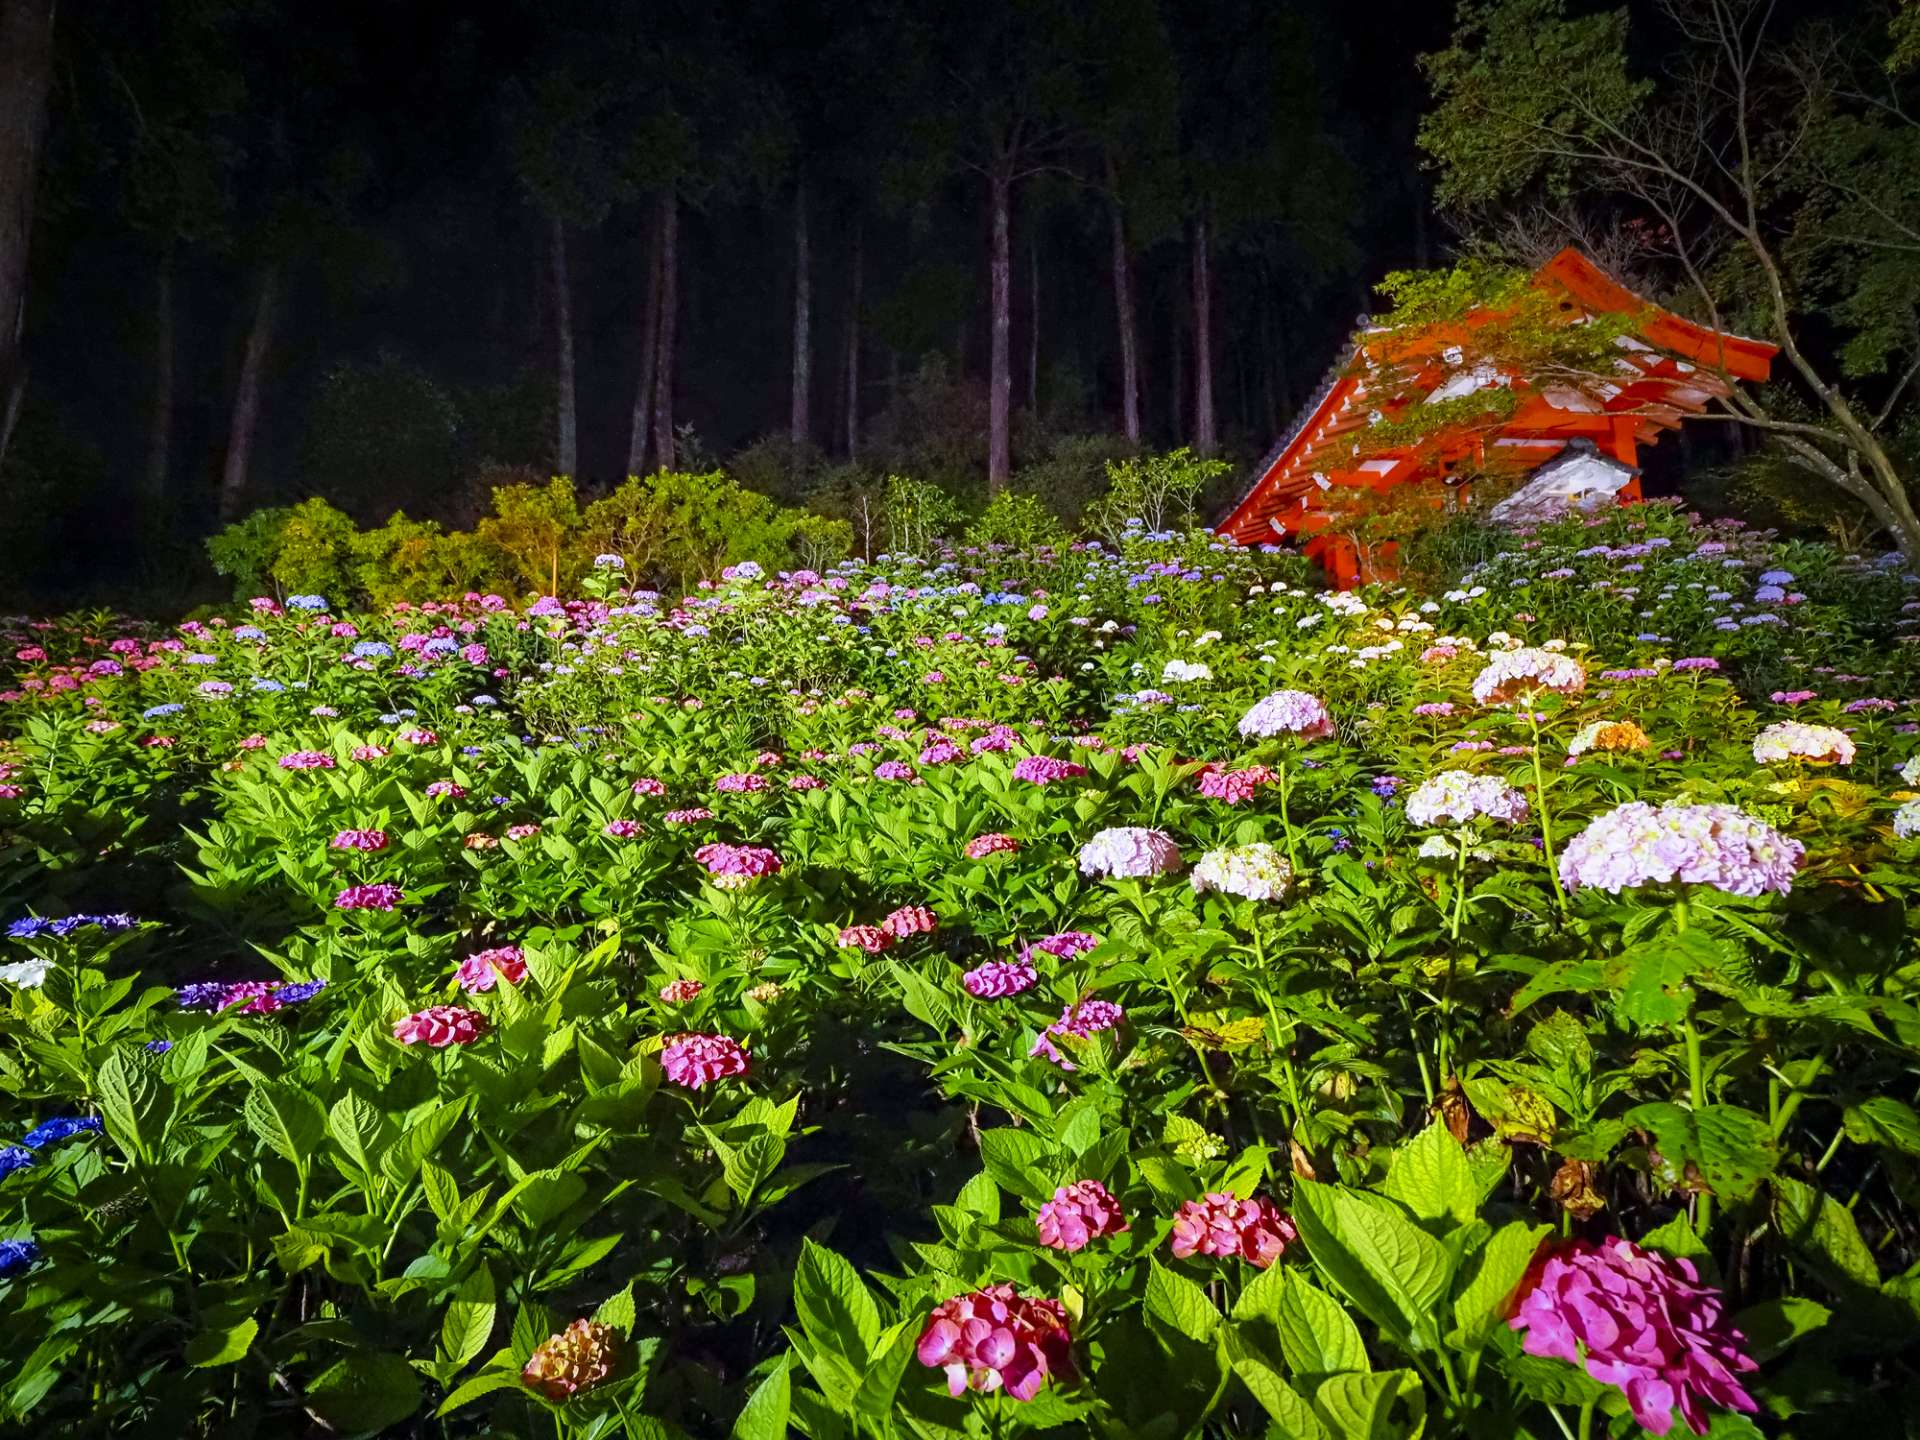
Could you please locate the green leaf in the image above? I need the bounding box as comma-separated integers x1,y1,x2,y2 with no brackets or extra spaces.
327,1092,390,1186
1290,1181,1453,1350
509,1169,588,1229
731,1358,791,1440
594,1282,637,1337
1145,1260,1221,1342
245,1082,326,1171
955,1169,1001,1222
1446,1221,1549,1352
1270,1272,1369,1379
306,1350,423,1434
1732,1297,1830,1363
435,1362,524,1416
1774,1175,1880,1290
440,1264,496,1369
1693,1105,1778,1203
793,1239,880,1361
977,1127,1054,1203
1311,1370,1425,1440
185,1316,258,1368
95,1051,164,1163
1231,1355,1330,1440
723,1133,785,1207
1379,1123,1477,1229
1844,1097,1920,1158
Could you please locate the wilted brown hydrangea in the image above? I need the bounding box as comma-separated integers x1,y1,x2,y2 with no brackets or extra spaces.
521,1318,620,1402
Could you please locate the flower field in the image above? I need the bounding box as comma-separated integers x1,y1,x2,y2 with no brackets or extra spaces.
1,503,1919,1438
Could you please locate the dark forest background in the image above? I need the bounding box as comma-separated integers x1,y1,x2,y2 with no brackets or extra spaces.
0,0,1457,600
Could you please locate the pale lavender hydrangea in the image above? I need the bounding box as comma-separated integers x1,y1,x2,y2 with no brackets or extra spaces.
1189,843,1292,901
1236,689,1333,740
1894,798,1920,840
1404,771,1530,827
1471,647,1587,705
1078,827,1182,879
1558,801,1802,897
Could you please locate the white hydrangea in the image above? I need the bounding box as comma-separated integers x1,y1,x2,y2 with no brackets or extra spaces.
1162,659,1213,683
1190,843,1293,902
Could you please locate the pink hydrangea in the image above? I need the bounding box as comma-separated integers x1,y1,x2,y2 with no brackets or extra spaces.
658,978,704,1003
964,832,1020,858
1078,827,1181,879
915,1285,1075,1402
393,1005,489,1047
837,924,893,953
455,946,527,993
331,828,389,851
920,738,966,765
659,1032,749,1089
1559,801,1802,897
426,780,466,800
1404,771,1530,827
603,819,642,839
336,883,403,911
1169,1193,1296,1268
397,727,439,745
1471,648,1587,705
1509,1237,1758,1437
881,904,937,938
1752,721,1855,766
631,777,667,796
1020,931,1099,963
962,959,1037,998
693,843,782,888
1196,765,1272,805
664,807,714,824
1030,998,1124,1068
1035,1180,1128,1252
1237,690,1333,740
786,774,825,791
872,760,918,782
506,823,541,840
714,772,768,793
278,750,336,771
351,744,389,762
1011,755,1087,785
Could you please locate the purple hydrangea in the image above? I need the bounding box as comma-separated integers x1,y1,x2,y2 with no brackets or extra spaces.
1237,689,1333,740
1078,827,1182,879
1558,801,1802,897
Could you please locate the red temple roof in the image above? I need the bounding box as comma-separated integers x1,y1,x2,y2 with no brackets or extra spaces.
1215,248,1778,582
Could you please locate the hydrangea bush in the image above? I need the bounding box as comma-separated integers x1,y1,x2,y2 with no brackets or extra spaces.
0,505,1913,1435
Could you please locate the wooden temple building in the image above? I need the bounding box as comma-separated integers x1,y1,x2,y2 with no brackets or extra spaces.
1214,248,1779,586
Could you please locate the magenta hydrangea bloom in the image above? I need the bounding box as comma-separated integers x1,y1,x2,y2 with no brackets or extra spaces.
1509,1237,1759,1437
393,1005,489,1047
1471,647,1587,705
1237,690,1333,740
659,1032,749,1089
713,771,768,793
964,832,1020,858
1196,766,1271,804
335,882,403,911
631,777,667,796
1035,1180,1128,1252
1404,771,1530,827
1078,827,1181,879
1558,801,1802,897
602,819,642,839
455,946,526,993
873,760,918,782
962,959,1036,998
1011,754,1087,785
837,924,893,954
278,750,336,771
331,828,389,851
1030,998,1124,1069
1169,1193,1296,1268
1020,931,1099,963
915,1285,1075,1402
881,904,937,938
920,738,966,766
694,843,782,888
664,807,714,824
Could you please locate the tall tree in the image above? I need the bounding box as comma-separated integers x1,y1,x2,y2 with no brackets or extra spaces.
1422,0,1920,560
0,0,55,472
791,176,811,445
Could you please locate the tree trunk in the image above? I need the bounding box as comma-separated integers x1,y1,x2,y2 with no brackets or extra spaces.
987,170,1012,493
1028,238,1040,416
1169,297,1185,446
845,224,863,460
551,215,577,476
1110,190,1140,446
626,202,663,475
791,179,811,448
651,190,678,471
1192,212,1217,457
0,0,54,475
219,263,278,523
145,244,175,514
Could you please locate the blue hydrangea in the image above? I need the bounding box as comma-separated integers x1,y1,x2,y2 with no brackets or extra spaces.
143,704,184,718
144,1039,173,1055
21,1117,101,1150
275,980,327,1005
421,637,457,657
286,595,329,610
251,678,285,693
352,641,393,659
0,1147,35,1179
232,626,266,640
0,1239,40,1277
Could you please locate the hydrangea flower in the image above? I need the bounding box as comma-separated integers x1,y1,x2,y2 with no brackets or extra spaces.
1559,802,1802,897
336,883,404,911
1752,721,1855,766
713,771,768,793
603,819,642,839
916,1285,1075,1401
1405,771,1530,827
964,832,1020,859
1894,798,1920,840
694,843,782,888
1510,1237,1758,1437
631,777,667,796
1471,648,1587,704
1899,756,1920,786
1010,754,1087,785
963,959,1037,998
881,905,937,938
455,946,527,993
521,1319,620,1402
1078,827,1182,878
872,759,918,782
1237,689,1334,739
1568,720,1652,756
0,1238,41,1278
1169,1193,1296,1267
1196,766,1271,805
659,1033,749,1088
837,924,892,954
330,828,388,851
393,1005,489,1047
20,1116,100,1149
1162,659,1212,683
0,1146,34,1179
664,807,714,824
658,978,704,1003
1020,931,1099,963
1030,998,1124,1069
1035,1179,1128,1251
277,750,336,771
1190,843,1292,901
